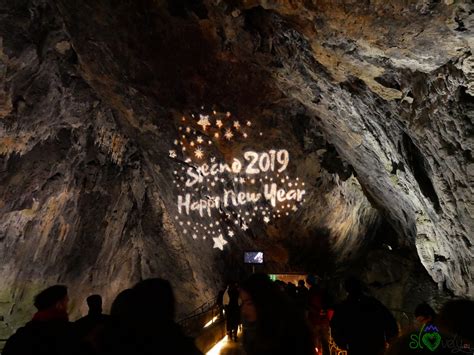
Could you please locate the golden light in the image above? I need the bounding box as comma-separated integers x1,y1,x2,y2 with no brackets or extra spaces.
203,315,219,328
206,328,242,355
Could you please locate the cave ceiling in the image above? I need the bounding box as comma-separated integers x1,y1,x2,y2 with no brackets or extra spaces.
0,0,472,323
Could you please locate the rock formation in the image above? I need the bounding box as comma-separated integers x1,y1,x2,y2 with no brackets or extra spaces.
0,0,472,336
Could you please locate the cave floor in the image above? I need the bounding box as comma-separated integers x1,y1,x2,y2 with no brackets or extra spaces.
207,330,244,355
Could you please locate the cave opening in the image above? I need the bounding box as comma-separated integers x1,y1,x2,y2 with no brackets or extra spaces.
0,0,472,354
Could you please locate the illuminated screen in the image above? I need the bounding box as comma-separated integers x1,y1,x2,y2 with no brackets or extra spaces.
244,251,264,264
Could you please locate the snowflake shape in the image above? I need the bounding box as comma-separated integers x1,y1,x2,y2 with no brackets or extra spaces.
224,128,234,140
194,147,204,159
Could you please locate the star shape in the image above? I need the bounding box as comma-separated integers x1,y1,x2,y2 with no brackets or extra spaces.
213,234,228,250
292,206,298,211
194,147,204,159
241,223,248,231
233,121,240,130
263,216,270,223
216,120,223,128
228,230,234,237
197,115,211,130
246,121,252,126
169,150,177,158
197,136,203,144
224,129,233,140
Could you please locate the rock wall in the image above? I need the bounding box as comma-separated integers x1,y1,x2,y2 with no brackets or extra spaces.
0,0,472,337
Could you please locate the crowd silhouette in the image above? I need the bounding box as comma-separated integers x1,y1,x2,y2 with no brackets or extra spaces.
2,275,473,355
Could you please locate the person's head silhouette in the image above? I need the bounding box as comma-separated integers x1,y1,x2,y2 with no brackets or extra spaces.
414,302,436,325
133,278,175,324
34,285,69,313
87,294,103,315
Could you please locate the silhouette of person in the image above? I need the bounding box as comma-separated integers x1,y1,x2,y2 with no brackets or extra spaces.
240,273,315,355
414,302,436,328
75,295,110,354
216,287,225,319
330,277,398,355
306,275,330,354
99,279,202,355
437,299,474,347
223,282,240,341
3,285,78,355
385,300,473,355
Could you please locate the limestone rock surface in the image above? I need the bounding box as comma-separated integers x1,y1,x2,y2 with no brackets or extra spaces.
0,0,472,335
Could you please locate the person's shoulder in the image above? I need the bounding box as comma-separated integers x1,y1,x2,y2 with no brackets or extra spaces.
3,323,37,354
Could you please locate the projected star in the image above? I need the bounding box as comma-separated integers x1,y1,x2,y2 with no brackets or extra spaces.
263,216,270,223
241,223,248,231
194,147,204,159
213,234,228,250
216,120,223,128
228,230,234,237
197,115,211,130
292,206,298,211
169,150,177,158
197,136,203,144
233,121,240,130
246,121,252,126
224,129,234,140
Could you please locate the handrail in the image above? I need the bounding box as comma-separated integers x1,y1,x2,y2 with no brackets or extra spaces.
178,296,219,326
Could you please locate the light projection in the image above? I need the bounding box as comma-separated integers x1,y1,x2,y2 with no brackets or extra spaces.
170,109,306,250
